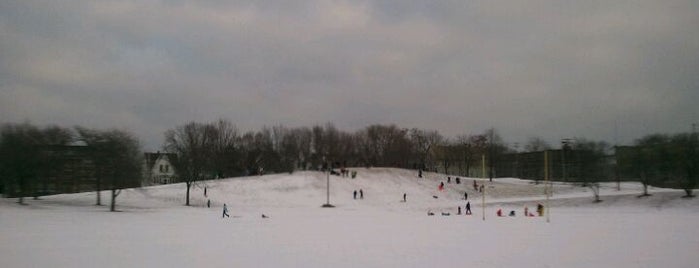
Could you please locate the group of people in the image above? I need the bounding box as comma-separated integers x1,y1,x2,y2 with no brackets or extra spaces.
456,201,472,215
473,180,485,193
496,204,544,217
446,176,461,184
353,189,364,199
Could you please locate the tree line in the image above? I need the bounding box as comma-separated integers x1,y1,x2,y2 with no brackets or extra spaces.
0,123,141,211
1,120,696,208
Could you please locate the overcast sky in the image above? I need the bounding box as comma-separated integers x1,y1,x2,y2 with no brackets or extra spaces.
1,0,697,150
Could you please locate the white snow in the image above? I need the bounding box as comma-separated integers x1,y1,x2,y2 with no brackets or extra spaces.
2,167,698,267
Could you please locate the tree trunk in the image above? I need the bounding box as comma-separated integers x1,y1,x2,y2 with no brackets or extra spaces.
110,189,116,211
17,179,25,204
639,172,651,197
591,183,602,202
642,183,649,196
110,189,121,211
96,176,102,206
186,181,191,206
465,161,470,177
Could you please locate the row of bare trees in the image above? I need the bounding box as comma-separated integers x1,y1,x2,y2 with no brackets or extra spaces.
162,121,452,205
617,133,698,197
2,120,695,207
0,123,141,211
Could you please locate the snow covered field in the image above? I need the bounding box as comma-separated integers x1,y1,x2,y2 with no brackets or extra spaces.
2,168,698,267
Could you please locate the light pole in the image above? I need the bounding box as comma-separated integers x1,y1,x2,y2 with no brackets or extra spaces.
513,143,519,178
322,159,334,208
561,138,573,182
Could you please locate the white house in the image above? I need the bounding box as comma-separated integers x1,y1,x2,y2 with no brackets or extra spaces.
143,152,177,185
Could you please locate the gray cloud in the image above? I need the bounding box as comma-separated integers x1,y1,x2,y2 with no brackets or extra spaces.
1,0,698,150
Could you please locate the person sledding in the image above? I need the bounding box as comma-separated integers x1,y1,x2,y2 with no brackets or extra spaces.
496,208,503,217
438,182,445,191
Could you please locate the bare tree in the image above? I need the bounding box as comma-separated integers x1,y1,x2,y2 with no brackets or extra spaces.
485,128,506,181
75,127,106,205
163,122,214,206
0,123,44,204
210,119,240,178
77,127,142,210
671,133,698,197
411,129,443,170
456,134,488,177
524,137,551,152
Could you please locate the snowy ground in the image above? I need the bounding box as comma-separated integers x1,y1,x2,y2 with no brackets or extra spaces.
2,168,698,267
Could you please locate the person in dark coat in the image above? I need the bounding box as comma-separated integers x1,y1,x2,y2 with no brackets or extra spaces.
465,202,472,215
403,193,407,202
222,203,230,218
359,189,364,199
458,206,462,215
464,192,468,200
447,177,451,183
353,190,357,200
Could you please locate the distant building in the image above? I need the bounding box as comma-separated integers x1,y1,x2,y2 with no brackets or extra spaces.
143,152,177,185
36,144,96,195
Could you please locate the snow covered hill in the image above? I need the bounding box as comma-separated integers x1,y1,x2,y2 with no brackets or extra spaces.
2,168,698,268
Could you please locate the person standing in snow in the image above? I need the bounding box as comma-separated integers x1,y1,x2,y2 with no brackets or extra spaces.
465,201,472,215
222,203,230,218
204,187,207,197
207,199,211,208
464,192,468,200
458,206,462,215
448,177,451,183
418,169,423,178
473,180,478,191
360,189,364,199
353,190,357,200
403,193,407,202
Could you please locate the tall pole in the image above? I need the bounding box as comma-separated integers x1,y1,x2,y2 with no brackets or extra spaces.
322,161,334,208
482,154,486,221
482,154,486,179
545,150,550,223
326,170,330,205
